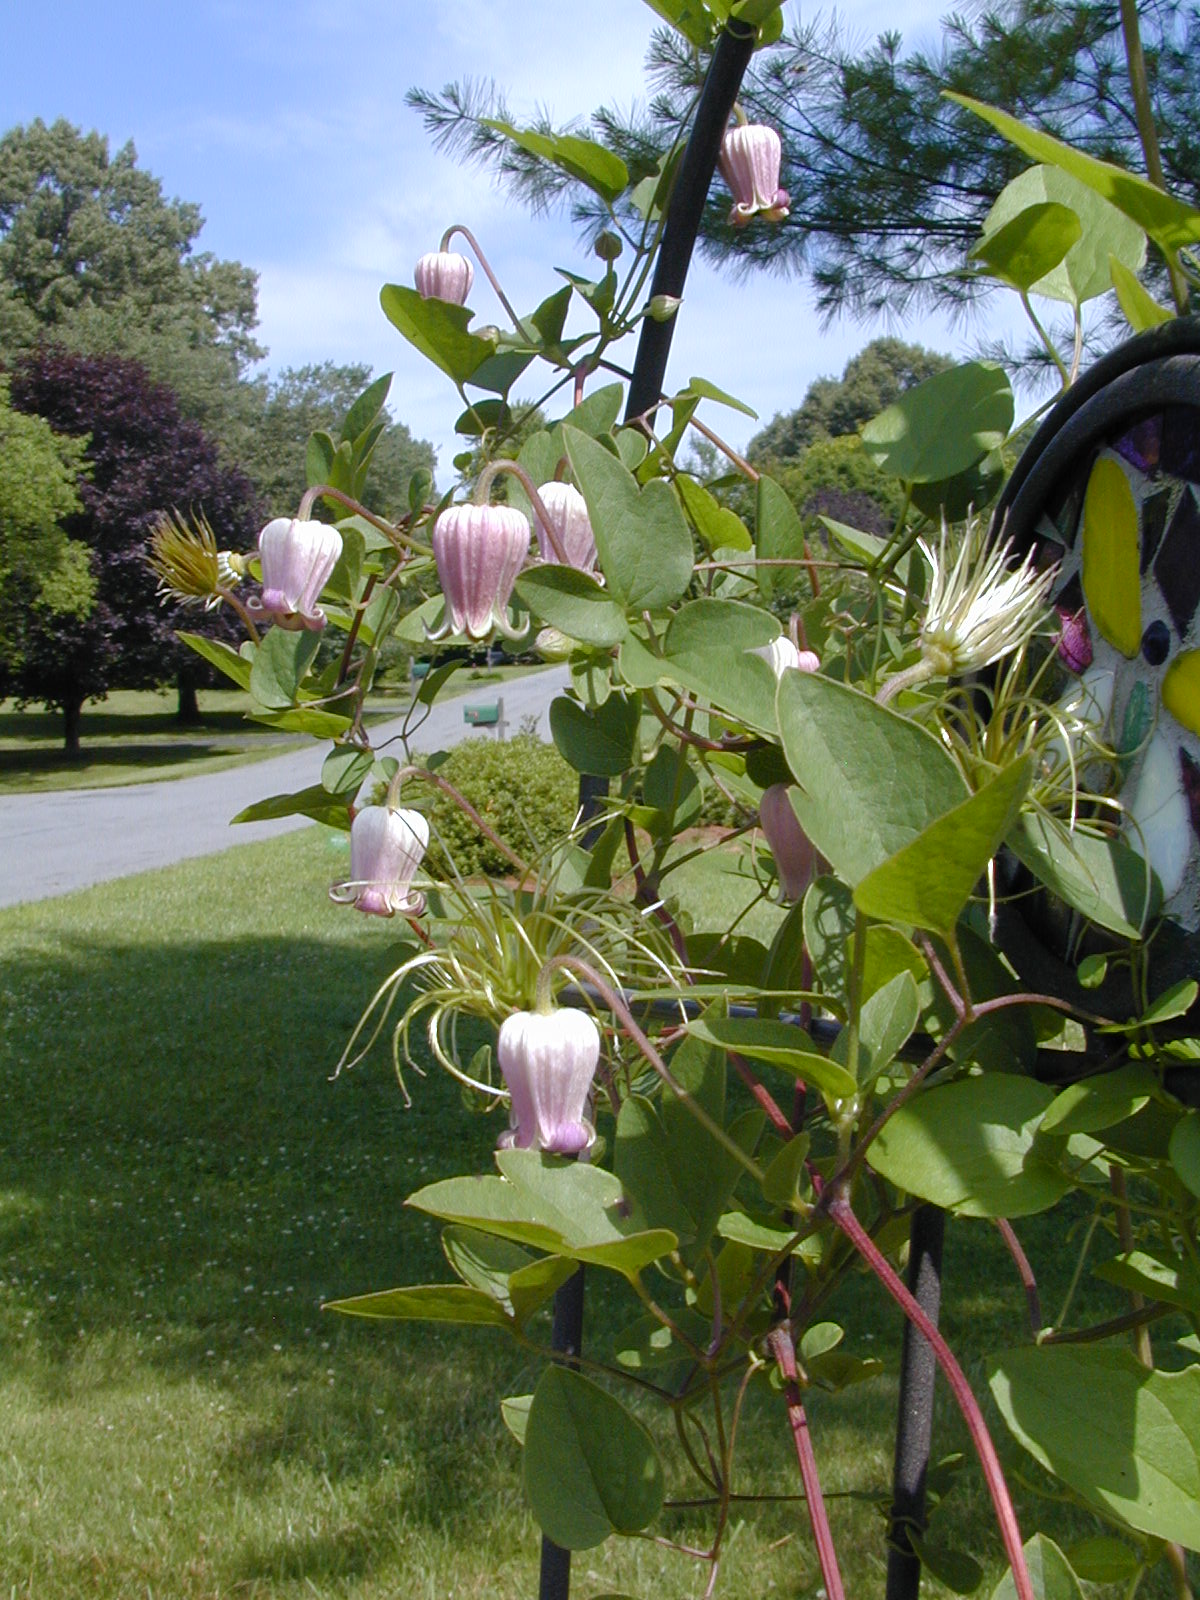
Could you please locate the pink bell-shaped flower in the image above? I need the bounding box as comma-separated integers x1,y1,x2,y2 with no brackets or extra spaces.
759,783,816,903
497,1007,600,1155
246,517,343,632
429,503,531,640
414,251,474,305
718,124,790,228
333,804,429,917
535,482,597,572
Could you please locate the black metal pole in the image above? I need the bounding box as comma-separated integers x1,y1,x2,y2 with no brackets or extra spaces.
537,24,757,1600
885,1204,946,1600
624,20,757,424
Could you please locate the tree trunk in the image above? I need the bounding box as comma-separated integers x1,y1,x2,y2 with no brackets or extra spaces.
63,695,84,756
176,670,201,725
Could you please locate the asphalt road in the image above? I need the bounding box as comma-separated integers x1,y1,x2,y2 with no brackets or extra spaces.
0,666,570,909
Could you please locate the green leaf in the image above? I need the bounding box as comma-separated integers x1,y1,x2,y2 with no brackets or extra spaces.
321,746,373,796
1064,1537,1142,1584
854,970,921,1083
989,1534,1084,1600
550,692,639,776
949,93,1200,251
661,599,781,734
501,1393,532,1444
341,371,392,446
559,384,624,439
778,670,967,887
989,1344,1200,1548
231,784,351,829
249,626,321,710
861,361,1013,484
564,427,693,610
687,1015,857,1100
1170,1110,1200,1198
379,283,497,385
1040,1064,1157,1134
639,0,714,47
675,474,751,552
1094,1249,1200,1316
246,705,353,738
322,1284,511,1326
1143,980,1199,1026
755,474,808,601
979,166,1145,305
972,198,1083,292
909,1530,984,1595
681,375,757,418
523,1367,664,1549
1110,256,1173,332
1007,813,1156,939
853,755,1033,937
483,121,628,204
408,1151,677,1275
530,284,572,347
178,631,251,690
515,566,629,646
761,1133,811,1209
870,1075,1069,1217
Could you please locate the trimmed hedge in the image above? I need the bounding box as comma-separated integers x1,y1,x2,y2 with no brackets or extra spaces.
422,735,578,877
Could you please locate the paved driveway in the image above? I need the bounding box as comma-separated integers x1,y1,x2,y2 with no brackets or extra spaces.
0,667,570,908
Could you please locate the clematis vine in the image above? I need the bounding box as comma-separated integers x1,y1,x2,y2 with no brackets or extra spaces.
332,803,429,917
246,517,343,632
718,122,790,227
1057,606,1093,674
414,250,474,305
497,1006,600,1155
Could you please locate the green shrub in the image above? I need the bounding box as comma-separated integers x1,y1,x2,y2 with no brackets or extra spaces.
422,734,578,876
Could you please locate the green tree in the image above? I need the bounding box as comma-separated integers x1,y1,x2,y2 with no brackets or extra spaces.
409,0,1199,317
0,118,263,462
245,362,436,516
0,376,91,676
748,338,953,461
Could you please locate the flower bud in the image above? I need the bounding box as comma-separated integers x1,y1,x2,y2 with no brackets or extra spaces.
247,518,343,632
594,230,623,262
759,784,815,903
535,482,596,572
431,503,531,639
497,1007,600,1155
1056,606,1093,674
334,804,429,917
414,251,474,305
647,293,682,322
752,636,819,679
718,124,790,227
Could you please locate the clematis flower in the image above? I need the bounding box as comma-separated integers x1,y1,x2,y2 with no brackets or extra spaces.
246,518,343,632
148,510,244,611
753,636,820,679
918,524,1055,679
718,124,790,227
332,804,429,917
759,784,816,902
414,251,474,305
535,482,596,572
429,503,531,640
1056,606,1093,674
497,1007,600,1155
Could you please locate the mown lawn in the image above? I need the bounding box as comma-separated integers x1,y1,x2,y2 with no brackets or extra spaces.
0,829,1185,1597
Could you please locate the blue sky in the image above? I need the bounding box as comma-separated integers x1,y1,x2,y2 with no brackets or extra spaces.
5,0,1034,481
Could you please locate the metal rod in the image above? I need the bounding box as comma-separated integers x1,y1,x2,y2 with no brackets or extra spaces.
885,1203,946,1600
624,21,757,422
537,1265,587,1600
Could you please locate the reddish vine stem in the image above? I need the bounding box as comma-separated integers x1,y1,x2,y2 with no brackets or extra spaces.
993,1218,1043,1336
827,1197,1034,1600
623,818,689,963
767,1326,846,1600
438,223,527,336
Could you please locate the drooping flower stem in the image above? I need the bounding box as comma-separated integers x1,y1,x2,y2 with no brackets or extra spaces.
767,1326,847,1600
826,1197,1035,1600
438,223,527,337
472,459,571,566
296,484,430,556
387,764,534,879
215,585,262,644
993,1218,1043,1336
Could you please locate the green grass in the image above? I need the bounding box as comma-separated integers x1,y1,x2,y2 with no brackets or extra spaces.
0,664,547,795
0,832,1185,1597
